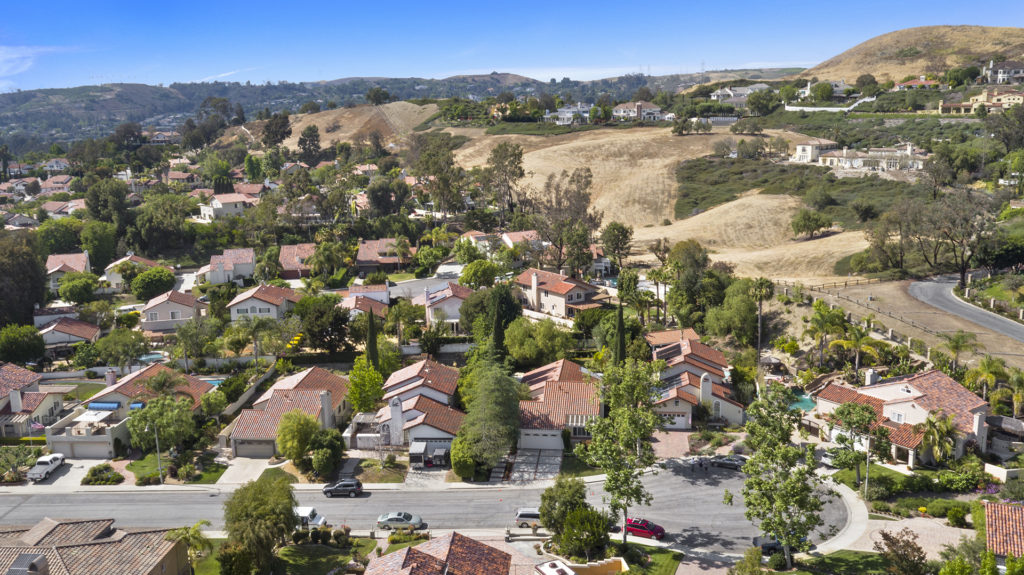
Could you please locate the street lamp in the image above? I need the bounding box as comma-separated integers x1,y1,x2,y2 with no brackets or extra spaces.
145,423,164,485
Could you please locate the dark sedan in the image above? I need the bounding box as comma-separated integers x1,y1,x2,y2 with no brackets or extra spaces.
322,479,363,498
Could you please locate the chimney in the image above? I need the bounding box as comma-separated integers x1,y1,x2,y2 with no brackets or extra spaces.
320,391,334,429
388,397,404,445
974,412,988,453
700,373,712,404
423,288,431,328
635,102,642,118
10,390,22,413
531,272,540,307
864,369,879,386
920,75,926,82
843,146,848,157
105,369,117,386
906,143,913,155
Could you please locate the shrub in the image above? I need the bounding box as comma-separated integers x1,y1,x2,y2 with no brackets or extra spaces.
178,463,196,482
81,463,124,485
938,469,980,492
333,526,350,546
872,501,892,513
167,464,178,479
384,454,397,468
767,552,787,570
896,497,930,512
948,506,968,528
1000,477,1024,501
310,528,321,544
292,530,309,544
865,482,892,501
927,499,969,518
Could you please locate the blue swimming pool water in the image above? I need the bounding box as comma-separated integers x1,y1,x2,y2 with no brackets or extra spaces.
205,379,224,386
138,353,165,363
790,390,816,412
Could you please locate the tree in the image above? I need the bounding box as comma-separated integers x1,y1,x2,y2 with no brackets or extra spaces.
939,330,981,371
298,125,321,165
811,82,834,103
459,260,499,289
131,267,175,301
560,508,610,561
95,328,149,374
504,317,575,368
244,154,263,182
873,528,929,575
175,316,220,372
85,179,129,227
261,113,291,147
829,325,882,373
366,311,378,369
37,218,83,255
233,315,276,362
802,300,846,367
57,271,98,304
0,324,44,364
487,142,526,221
934,190,995,289
1008,368,1024,418
969,355,1008,401
528,168,603,270
750,277,774,395
940,556,974,575
830,402,877,489
746,90,780,116
294,294,350,353
365,87,391,105
489,283,522,357
277,409,320,463
914,412,957,465
201,389,228,422
540,476,589,537
740,383,832,569
600,221,633,270
456,361,522,469
223,476,297,573
986,102,1024,151
165,520,213,573
729,547,768,575
452,238,483,265
347,354,384,413
791,209,831,239
79,221,116,273
144,369,185,396
126,397,195,451
577,359,663,543
0,231,46,326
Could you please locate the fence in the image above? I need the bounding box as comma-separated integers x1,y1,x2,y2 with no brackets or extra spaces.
224,364,278,416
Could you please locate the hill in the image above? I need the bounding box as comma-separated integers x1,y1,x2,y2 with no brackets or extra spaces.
800,25,1024,82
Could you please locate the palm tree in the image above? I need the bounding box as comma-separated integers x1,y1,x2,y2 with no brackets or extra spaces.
299,276,324,297
969,355,1008,401
165,519,213,573
420,223,456,248
647,267,671,324
393,236,411,271
144,370,185,396
1009,368,1024,418
939,330,982,371
235,315,277,362
749,277,775,392
914,412,958,465
802,305,845,367
308,241,346,279
829,325,882,374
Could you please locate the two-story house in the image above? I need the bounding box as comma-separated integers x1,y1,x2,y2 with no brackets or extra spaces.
38,318,100,357
355,238,416,275
791,138,839,163
519,380,600,451
374,360,464,452
278,243,316,279
612,101,663,121
983,60,1024,84
196,248,255,286
198,193,259,222
45,252,91,292
140,290,208,333
514,268,598,319
0,363,64,437
652,331,745,428
227,284,301,321
412,282,475,333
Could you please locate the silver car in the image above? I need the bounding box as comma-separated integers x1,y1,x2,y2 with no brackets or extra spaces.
376,511,423,530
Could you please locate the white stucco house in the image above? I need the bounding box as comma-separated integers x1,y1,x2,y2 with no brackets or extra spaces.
196,248,255,286
103,253,168,291
514,268,599,319
140,290,208,333
198,193,259,222
411,282,475,333
227,284,301,321
45,252,90,292
373,360,464,451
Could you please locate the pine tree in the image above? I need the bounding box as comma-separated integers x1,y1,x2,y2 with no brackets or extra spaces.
366,312,378,370
614,301,625,366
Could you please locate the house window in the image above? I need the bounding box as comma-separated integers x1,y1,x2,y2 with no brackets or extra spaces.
713,400,721,419
572,426,590,438
170,311,180,320
249,306,257,314
894,412,904,424
236,308,248,315
148,312,158,321
259,307,271,314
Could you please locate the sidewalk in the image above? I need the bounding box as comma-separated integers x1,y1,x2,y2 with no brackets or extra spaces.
804,482,868,556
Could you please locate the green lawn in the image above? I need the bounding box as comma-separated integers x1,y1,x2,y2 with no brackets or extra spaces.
832,463,909,491
628,544,685,575
794,550,888,575
192,452,228,484
559,455,603,478
125,451,167,477
260,467,299,483
387,272,416,282
383,539,421,554
61,382,107,402
194,538,226,575
352,459,408,483
127,450,227,484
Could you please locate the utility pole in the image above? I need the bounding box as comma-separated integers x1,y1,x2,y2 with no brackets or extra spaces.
147,423,164,485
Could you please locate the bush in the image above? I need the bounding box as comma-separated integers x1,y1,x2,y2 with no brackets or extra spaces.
895,497,930,512
872,501,892,513
178,463,196,482
450,436,475,479
167,464,178,479
864,482,892,501
927,499,969,518
948,506,968,528
333,526,351,546
767,552,787,570
81,463,124,485
310,529,321,544
1000,477,1024,500
293,530,309,544
938,469,981,492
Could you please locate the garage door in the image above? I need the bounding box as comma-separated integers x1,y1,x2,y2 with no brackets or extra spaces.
518,430,564,450
52,441,111,459
233,440,276,459
663,414,690,430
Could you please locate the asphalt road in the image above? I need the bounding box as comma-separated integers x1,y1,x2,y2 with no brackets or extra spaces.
0,465,848,555
908,276,1024,344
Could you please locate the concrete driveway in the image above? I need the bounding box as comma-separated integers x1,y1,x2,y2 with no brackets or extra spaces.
33,458,93,488
507,449,562,482
404,466,448,489
217,457,271,484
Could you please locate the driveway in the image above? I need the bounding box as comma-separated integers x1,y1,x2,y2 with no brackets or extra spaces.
909,276,1024,344
507,449,562,482
403,466,448,489
846,516,973,560
217,457,271,484
33,458,93,488
651,431,691,459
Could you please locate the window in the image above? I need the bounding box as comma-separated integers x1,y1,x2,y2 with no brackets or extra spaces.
713,400,721,419
147,312,158,321
893,412,904,424
236,308,248,315
259,307,271,314
249,306,257,313
169,311,180,320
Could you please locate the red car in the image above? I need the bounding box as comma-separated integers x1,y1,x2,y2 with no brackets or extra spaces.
626,518,665,540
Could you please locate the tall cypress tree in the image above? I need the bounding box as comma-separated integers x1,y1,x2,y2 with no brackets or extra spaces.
366,311,379,370
614,300,626,366
492,298,506,361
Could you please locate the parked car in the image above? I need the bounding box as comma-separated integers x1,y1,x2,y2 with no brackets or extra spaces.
294,507,327,529
513,507,541,528
625,518,665,540
819,449,840,468
323,479,363,498
376,511,423,530
710,454,748,470
753,536,784,555
27,453,65,481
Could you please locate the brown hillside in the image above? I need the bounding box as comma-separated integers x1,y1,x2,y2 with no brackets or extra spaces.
799,25,1024,82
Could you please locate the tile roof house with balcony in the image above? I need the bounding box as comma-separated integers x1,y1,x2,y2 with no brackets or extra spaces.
356,238,416,274
45,252,91,291
227,284,301,321
791,138,839,163
514,268,599,319
365,532,511,575
814,370,987,469
0,517,189,575
649,330,743,427
196,248,255,286
278,243,316,279
520,359,593,397
89,363,213,416
0,362,55,438
519,380,599,451
374,360,464,450
140,290,207,333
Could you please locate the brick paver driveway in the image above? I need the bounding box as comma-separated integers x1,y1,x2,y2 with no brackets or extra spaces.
652,431,691,459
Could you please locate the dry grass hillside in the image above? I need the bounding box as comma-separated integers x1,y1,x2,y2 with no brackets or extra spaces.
799,25,1024,82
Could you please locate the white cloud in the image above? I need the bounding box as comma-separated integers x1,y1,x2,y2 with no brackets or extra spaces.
198,67,260,82
0,46,59,79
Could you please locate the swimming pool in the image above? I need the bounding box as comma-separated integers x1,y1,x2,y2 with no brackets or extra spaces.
138,353,165,364
790,390,816,412
203,379,224,386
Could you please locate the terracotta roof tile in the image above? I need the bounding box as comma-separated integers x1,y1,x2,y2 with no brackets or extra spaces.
142,290,205,312
644,328,700,347
45,253,88,274
520,381,600,429
366,532,511,575
514,268,596,296
987,502,1024,558
104,254,163,272
0,363,42,396
231,389,323,440
89,363,212,411
402,395,465,436
279,243,316,272
521,359,586,388
357,239,415,266
38,318,100,341
411,282,476,307
253,367,348,411
228,284,301,308
340,296,389,318
383,360,459,399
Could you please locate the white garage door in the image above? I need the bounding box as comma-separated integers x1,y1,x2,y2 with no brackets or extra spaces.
663,414,690,430
52,441,111,459
233,440,276,459
519,430,564,450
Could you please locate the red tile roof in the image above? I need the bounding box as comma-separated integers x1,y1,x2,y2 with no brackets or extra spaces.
520,381,600,429
231,389,323,440
889,370,988,435
383,360,459,399
653,339,728,376
211,193,258,205
38,318,100,341
228,284,301,308
412,282,476,307
365,532,511,575
90,363,213,411
350,284,389,294
0,363,42,396
815,383,923,449
105,254,163,272
644,328,701,347
233,183,266,196
209,248,255,271
0,391,61,416
521,359,586,388
502,230,539,244
45,253,89,274
987,502,1024,558
515,268,596,296
660,371,743,408
356,239,415,266
655,385,700,406
253,367,349,411
402,395,465,436
278,243,316,272
340,296,389,319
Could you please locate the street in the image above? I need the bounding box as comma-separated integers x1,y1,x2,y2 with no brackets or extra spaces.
0,465,848,556
909,276,1024,344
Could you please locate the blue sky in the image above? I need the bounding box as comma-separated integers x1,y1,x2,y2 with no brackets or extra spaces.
1,0,1021,90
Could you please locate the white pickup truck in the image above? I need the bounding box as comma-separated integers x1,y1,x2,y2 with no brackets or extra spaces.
27,454,65,481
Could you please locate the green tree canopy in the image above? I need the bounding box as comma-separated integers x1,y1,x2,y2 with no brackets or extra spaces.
36,218,83,255
504,317,575,369
294,294,350,353
277,409,320,463
126,396,195,451
347,354,384,413
58,271,99,305
459,260,500,289
791,209,832,239
223,476,297,573
131,267,176,301
0,324,44,364
79,220,116,273
95,328,149,373
456,361,522,469
540,475,589,537
0,230,46,326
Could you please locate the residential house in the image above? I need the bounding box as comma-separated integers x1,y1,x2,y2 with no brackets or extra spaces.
348,283,390,305
43,158,70,173
588,244,612,277
412,282,475,333
140,290,208,333
234,182,267,196
0,517,189,575
519,380,599,450
365,532,511,575
356,238,415,275
644,328,701,350
543,102,592,125
40,174,72,195
39,200,75,219
985,502,1024,564
983,60,1024,84
230,367,349,458
939,88,1024,115
797,80,854,99
103,253,167,291
196,248,255,285
0,363,64,437
88,364,213,418
458,230,496,254
514,268,599,319
38,318,100,357
2,213,38,229
339,296,389,319
197,193,259,222
520,359,591,397
375,360,464,451
814,370,989,468
227,284,301,321
710,83,771,104
611,101,664,121
281,162,310,176
45,252,91,291
652,331,744,428
278,243,316,279
165,171,196,187
790,138,839,163
892,76,941,91
148,131,182,145
32,305,77,328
